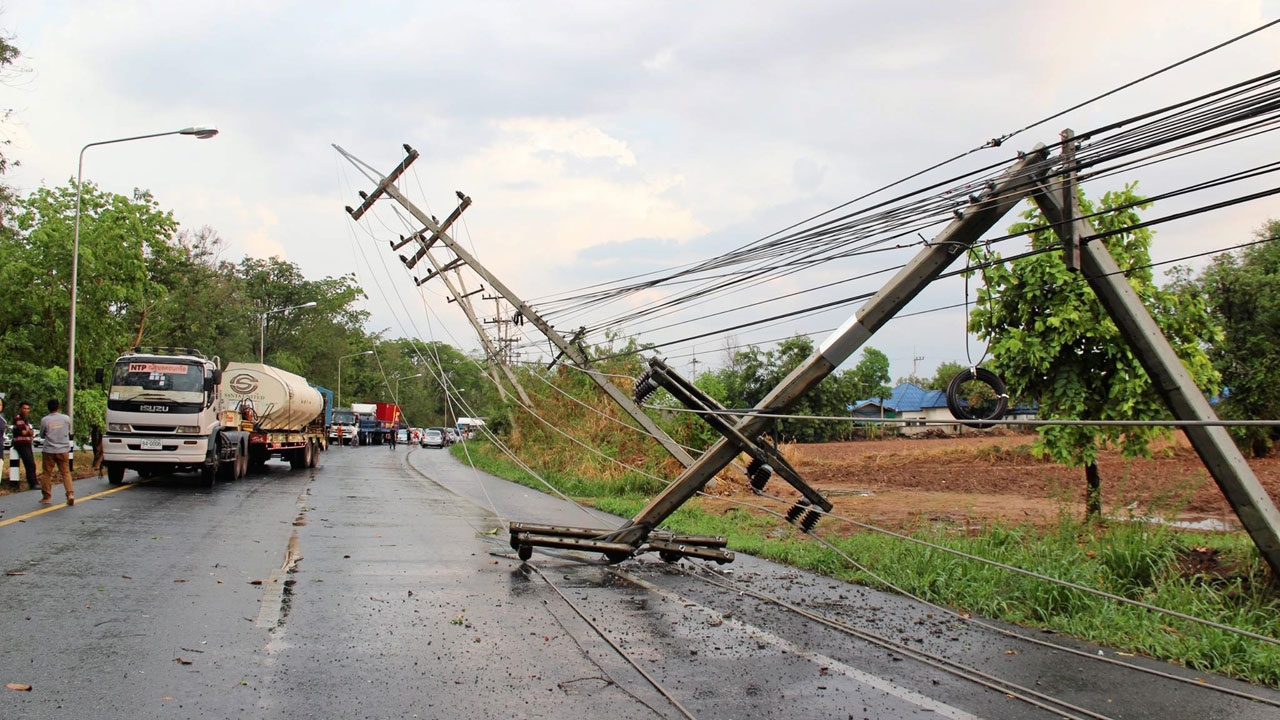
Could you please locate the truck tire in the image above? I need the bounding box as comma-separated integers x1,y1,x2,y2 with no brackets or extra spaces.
107,464,125,485
289,445,308,470
201,461,216,488
307,439,319,468
236,450,248,479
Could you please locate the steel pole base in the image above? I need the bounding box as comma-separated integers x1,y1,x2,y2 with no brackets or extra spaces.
508,521,734,565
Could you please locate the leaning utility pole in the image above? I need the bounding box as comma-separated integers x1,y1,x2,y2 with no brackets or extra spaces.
1032,130,1280,577
338,144,531,407
335,144,696,468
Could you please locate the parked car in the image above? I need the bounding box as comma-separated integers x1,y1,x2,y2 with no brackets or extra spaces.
420,428,445,448
427,427,453,446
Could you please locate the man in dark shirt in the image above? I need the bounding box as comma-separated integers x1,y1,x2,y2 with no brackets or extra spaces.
11,402,38,490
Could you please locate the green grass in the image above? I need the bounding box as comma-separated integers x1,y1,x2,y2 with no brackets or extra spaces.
453,438,1280,687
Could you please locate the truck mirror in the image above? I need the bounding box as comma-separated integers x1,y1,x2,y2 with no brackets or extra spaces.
212,369,223,386
204,375,216,392
94,368,104,384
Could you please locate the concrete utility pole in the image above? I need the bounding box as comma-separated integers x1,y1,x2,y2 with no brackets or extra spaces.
609,147,1051,544
335,145,695,468
1032,133,1280,577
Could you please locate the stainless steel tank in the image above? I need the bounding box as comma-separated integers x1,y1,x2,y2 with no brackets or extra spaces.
221,362,324,431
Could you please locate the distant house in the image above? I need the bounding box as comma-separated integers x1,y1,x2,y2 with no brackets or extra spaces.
852,381,1036,435
853,382,958,435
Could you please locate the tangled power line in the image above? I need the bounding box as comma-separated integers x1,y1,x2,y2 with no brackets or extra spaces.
334,18,1280,719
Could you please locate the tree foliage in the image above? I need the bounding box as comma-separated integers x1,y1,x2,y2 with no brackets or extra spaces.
968,184,1220,518
691,336,891,443
1187,219,1280,457
0,180,504,441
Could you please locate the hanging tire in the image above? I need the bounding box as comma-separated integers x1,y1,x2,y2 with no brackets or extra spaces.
946,367,1010,429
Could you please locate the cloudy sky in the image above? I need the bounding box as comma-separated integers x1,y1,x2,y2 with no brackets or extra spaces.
5,1,1280,383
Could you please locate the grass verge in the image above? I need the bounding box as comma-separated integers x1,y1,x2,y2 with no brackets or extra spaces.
453,438,1280,687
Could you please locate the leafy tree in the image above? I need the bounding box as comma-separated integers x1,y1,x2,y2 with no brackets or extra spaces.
969,184,1220,519
0,182,179,437
850,347,892,402
925,360,967,391
1190,219,1280,457
0,28,23,211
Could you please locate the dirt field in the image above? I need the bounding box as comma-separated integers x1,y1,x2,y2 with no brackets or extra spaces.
702,432,1280,532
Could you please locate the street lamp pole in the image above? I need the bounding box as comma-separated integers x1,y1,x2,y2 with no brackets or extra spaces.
338,350,374,408
68,125,219,432
259,301,317,364
392,373,423,399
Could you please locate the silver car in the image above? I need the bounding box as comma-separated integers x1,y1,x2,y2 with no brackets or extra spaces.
420,428,445,448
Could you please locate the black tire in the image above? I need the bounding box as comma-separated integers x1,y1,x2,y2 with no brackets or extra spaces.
107,464,125,485
307,439,319,468
945,367,1010,429
604,550,631,564
659,550,682,563
200,461,216,489
236,450,248,479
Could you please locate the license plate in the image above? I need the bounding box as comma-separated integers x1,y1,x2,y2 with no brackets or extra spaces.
140,438,163,450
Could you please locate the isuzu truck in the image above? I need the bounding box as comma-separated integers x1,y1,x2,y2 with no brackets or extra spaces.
100,348,328,487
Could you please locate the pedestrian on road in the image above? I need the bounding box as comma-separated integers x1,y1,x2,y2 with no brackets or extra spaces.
387,430,397,450
0,397,9,491
11,401,38,490
38,398,74,506
90,424,104,477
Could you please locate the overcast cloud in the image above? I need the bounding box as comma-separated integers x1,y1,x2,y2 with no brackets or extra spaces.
5,1,1280,380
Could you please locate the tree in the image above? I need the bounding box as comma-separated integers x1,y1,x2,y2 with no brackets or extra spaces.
1191,219,1280,457
850,347,892,402
0,182,179,437
925,360,967,391
0,28,23,213
969,184,1220,519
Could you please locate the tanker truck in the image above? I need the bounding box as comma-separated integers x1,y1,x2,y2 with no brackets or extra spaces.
100,348,327,487
220,362,328,472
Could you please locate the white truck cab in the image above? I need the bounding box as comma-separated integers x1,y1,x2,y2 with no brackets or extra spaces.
100,347,241,487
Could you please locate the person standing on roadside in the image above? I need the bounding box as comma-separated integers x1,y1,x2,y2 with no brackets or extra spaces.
0,397,8,490
11,401,38,490
38,398,74,506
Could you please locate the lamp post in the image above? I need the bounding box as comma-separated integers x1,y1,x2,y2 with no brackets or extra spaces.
392,373,423,399
68,125,219,431
337,350,374,408
259,301,317,364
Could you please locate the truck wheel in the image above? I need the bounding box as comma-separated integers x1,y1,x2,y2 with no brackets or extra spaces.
307,439,319,468
289,446,307,470
236,451,248,479
201,461,217,489
107,464,125,486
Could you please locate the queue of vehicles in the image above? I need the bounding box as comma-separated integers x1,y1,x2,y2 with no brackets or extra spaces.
96,346,476,487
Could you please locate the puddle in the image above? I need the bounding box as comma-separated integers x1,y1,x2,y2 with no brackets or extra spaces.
1117,515,1240,532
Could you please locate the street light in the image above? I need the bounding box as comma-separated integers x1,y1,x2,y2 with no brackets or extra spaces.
392,373,424,399
337,350,374,407
67,125,219,431
259,301,317,364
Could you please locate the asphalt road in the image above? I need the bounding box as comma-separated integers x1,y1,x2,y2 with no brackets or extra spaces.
1,443,1277,719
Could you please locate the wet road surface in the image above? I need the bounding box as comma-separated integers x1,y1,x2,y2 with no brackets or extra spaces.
1,443,1277,719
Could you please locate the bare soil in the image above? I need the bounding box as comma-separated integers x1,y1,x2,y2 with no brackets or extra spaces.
699,432,1280,532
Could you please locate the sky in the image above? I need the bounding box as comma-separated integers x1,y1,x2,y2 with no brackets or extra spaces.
5,1,1280,384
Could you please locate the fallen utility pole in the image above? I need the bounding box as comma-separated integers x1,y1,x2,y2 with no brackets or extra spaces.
1032,135,1280,577
604,147,1051,547
510,147,1052,562
335,144,695,468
